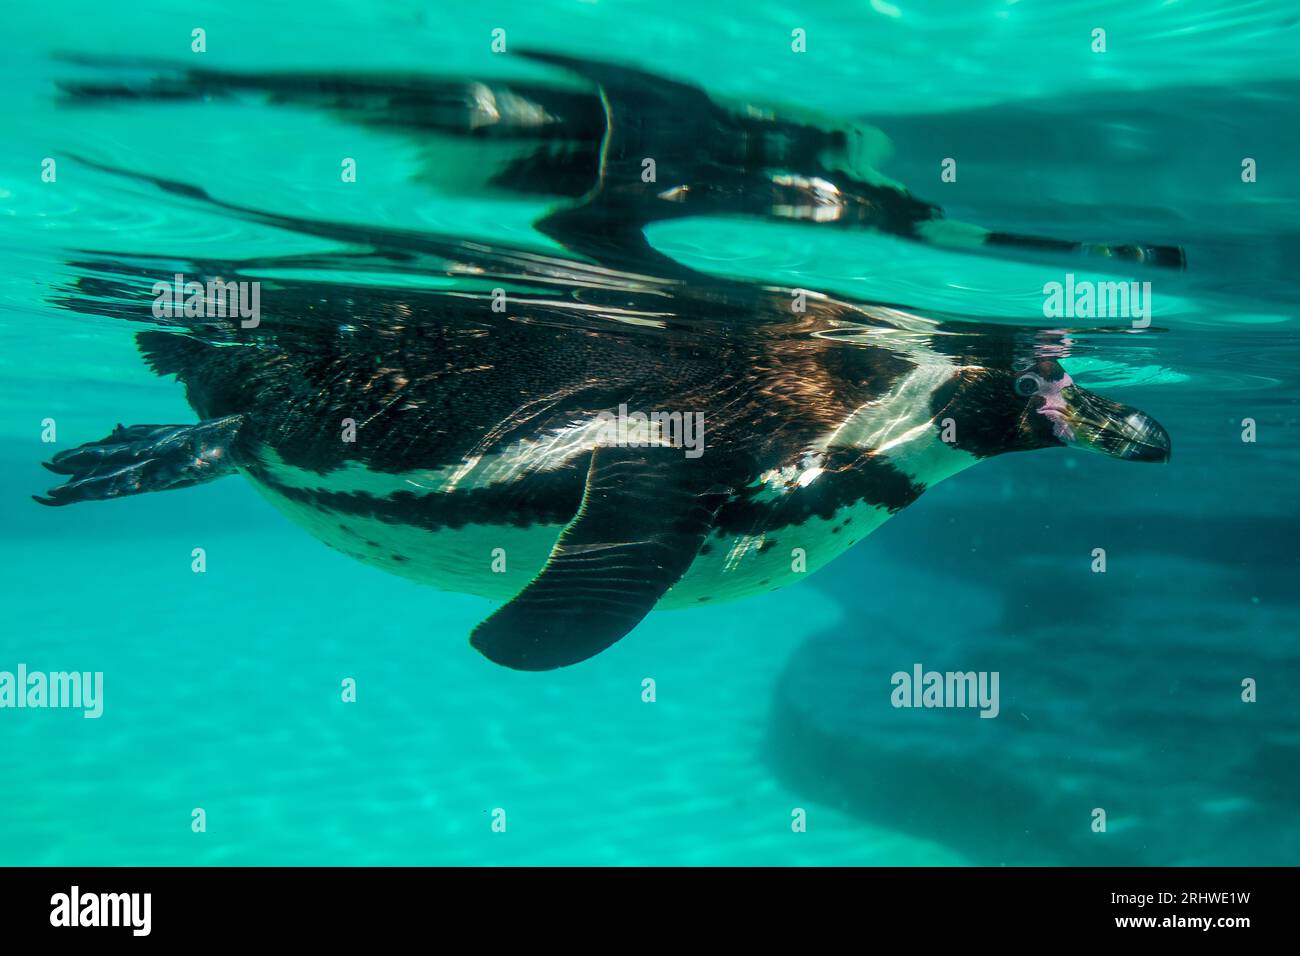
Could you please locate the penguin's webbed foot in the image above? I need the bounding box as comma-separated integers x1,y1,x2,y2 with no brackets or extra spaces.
35,415,244,506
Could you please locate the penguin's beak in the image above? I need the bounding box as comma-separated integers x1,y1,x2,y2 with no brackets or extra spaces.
1051,385,1171,462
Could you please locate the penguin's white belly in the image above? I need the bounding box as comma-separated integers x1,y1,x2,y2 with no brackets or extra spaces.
247,469,894,608
242,359,980,609
663,498,893,607
246,475,561,600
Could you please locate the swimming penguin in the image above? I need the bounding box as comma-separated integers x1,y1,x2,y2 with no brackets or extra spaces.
56,52,1186,275
37,184,1172,670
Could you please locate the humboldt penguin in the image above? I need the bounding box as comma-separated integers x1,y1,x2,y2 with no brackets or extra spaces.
56,51,1186,274
37,186,1171,670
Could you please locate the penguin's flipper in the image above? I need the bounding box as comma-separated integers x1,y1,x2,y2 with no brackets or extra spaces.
515,52,729,272
534,203,711,279
471,446,725,671
516,50,715,113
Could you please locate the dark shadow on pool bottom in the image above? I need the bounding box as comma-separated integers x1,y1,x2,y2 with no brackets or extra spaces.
761,509,1300,865
766,628,1147,866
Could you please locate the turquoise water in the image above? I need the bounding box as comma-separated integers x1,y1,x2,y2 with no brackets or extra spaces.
1,1,1298,866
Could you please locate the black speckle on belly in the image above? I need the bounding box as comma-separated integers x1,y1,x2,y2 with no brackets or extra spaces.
715,452,924,534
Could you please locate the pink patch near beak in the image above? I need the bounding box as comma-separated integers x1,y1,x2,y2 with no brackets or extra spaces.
1034,372,1076,442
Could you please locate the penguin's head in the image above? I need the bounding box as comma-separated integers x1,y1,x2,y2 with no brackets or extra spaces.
939,355,1172,463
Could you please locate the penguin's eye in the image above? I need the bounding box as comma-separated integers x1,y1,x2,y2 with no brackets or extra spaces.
1014,375,1039,397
